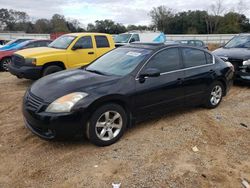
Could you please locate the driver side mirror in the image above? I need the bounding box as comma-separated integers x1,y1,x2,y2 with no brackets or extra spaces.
139,68,160,82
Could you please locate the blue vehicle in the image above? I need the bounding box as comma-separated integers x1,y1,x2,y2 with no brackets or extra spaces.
0,39,31,51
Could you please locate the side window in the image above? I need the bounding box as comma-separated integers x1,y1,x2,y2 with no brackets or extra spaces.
187,40,196,46
130,34,140,42
195,40,204,47
205,53,213,64
95,36,110,48
33,42,41,47
36,41,50,47
182,48,207,68
24,42,36,48
145,48,181,73
74,36,93,49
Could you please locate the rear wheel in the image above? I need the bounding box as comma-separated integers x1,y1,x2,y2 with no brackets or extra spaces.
42,65,63,77
0,57,11,71
86,103,127,146
204,81,224,109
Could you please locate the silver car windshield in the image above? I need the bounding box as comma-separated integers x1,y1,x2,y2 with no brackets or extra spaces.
114,34,132,43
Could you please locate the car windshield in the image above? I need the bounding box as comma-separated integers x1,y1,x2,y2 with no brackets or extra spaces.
48,36,76,49
86,48,152,76
225,35,250,48
114,34,132,43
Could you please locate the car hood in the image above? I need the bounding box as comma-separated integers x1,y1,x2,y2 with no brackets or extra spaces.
15,47,66,58
30,69,120,103
213,47,250,60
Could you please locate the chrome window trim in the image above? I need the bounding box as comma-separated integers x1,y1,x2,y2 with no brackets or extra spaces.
135,47,215,80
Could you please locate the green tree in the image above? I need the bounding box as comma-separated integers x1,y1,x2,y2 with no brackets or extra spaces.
50,14,69,32
0,8,29,31
34,19,52,33
149,6,174,33
87,20,126,34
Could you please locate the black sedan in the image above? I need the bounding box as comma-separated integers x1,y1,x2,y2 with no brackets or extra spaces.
23,43,234,146
213,34,250,83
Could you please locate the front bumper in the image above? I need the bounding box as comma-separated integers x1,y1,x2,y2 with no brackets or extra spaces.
23,106,88,140
235,66,250,82
8,63,42,80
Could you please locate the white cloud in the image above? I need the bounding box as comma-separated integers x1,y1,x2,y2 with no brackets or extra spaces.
0,0,250,26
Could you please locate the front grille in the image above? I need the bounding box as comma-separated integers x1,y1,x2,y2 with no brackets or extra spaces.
228,58,243,71
25,92,44,112
12,54,25,67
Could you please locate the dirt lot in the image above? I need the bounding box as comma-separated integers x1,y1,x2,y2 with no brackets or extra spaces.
0,72,249,188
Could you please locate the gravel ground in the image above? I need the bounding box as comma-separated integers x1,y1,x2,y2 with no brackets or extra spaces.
0,72,249,188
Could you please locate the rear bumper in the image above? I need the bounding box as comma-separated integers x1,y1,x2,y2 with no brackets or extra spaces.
8,63,42,80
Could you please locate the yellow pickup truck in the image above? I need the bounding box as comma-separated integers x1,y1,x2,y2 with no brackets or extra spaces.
8,33,115,79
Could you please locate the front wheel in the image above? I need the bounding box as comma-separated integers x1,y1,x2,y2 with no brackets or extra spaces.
204,81,224,109
86,103,127,146
42,65,63,77
0,57,11,71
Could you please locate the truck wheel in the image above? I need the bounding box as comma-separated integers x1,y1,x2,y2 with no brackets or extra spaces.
86,103,127,146
0,57,11,71
42,65,63,77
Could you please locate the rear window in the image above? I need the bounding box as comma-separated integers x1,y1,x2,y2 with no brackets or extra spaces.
95,36,110,48
182,48,207,68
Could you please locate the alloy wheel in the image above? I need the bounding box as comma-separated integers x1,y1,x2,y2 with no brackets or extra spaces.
95,111,123,141
210,85,222,106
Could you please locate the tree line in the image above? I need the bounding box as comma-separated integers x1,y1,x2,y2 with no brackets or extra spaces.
150,0,250,34
0,0,250,34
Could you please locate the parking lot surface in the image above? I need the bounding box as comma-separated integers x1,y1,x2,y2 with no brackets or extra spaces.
0,72,249,188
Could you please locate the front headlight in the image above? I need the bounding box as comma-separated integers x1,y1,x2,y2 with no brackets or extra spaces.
243,59,250,66
45,92,88,113
25,58,36,65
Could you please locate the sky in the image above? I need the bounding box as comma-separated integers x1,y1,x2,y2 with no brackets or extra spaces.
0,0,250,27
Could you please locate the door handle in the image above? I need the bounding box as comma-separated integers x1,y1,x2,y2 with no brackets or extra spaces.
210,69,215,72
88,52,94,55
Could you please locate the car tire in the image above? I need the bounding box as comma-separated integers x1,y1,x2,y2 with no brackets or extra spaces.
0,57,11,71
86,103,127,146
42,65,63,77
204,81,224,109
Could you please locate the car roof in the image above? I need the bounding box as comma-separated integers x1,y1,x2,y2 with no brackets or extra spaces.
28,39,52,43
65,32,111,37
124,42,209,52
125,42,168,50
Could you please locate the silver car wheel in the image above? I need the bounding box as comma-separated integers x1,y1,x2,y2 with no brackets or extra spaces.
210,85,222,106
95,111,123,141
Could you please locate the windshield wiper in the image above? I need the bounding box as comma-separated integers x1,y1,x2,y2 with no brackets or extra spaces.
86,69,107,75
